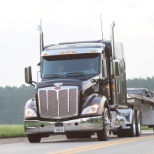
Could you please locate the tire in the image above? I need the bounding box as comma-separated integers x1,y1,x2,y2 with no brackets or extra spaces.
135,110,141,137
66,132,75,139
127,111,136,137
27,134,41,143
97,108,110,141
66,132,91,139
76,132,91,139
117,130,126,138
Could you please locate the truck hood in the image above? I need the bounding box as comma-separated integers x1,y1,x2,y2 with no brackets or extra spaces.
35,78,97,95
36,79,82,89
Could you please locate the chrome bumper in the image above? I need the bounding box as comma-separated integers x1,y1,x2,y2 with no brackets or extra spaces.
24,116,103,134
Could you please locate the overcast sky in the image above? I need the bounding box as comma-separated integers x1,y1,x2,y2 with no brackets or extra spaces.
0,0,154,87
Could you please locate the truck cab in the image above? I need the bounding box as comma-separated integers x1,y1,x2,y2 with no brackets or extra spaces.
24,22,140,143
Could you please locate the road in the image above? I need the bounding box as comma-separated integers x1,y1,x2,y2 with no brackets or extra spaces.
0,130,154,154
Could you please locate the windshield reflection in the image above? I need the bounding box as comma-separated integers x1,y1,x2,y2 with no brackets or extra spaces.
42,53,100,80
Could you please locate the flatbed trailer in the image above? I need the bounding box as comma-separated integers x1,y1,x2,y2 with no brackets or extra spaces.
127,91,154,128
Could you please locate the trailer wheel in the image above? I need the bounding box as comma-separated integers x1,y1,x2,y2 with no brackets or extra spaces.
27,134,41,143
97,108,110,141
135,110,141,137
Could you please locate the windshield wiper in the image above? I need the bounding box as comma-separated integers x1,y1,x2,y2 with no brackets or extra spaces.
43,73,60,79
66,72,85,77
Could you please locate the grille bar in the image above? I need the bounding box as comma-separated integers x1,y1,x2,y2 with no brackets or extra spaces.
68,89,69,115
38,86,78,119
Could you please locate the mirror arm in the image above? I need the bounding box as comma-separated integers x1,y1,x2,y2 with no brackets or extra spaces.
110,75,114,79
102,77,109,85
91,79,98,83
32,80,37,84
30,80,37,87
31,83,35,87
37,62,41,66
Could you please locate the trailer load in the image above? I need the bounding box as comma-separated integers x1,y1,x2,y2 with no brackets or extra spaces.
127,88,154,127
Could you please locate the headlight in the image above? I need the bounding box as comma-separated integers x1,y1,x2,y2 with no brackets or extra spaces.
81,104,99,115
24,108,37,118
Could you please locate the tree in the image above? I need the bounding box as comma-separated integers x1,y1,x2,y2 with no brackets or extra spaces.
0,85,34,124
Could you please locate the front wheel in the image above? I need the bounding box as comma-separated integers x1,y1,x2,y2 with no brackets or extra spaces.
75,132,91,139
97,108,110,141
27,134,41,143
66,132,91,139
66,132,75,139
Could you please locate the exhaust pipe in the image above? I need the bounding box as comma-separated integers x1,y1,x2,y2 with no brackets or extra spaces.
38,19,44,57
110,21,115,60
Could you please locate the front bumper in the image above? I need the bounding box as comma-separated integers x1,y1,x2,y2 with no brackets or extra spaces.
24,116,103,134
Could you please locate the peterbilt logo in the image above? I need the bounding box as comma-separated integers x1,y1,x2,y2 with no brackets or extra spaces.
54,83,63,90
54,87,61,90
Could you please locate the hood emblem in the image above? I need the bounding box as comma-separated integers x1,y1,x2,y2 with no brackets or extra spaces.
54,83,63,90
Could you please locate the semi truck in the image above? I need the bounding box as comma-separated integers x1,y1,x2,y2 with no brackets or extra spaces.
24,22,141,143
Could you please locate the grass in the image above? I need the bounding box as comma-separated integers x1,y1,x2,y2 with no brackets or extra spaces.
0,125,26,138
142,125,153,130
0,125,152,139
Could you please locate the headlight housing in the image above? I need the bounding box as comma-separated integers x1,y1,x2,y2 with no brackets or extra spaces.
24,108,37,118
81,104,99,115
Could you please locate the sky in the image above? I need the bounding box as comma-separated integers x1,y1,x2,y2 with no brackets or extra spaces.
0,0,154,87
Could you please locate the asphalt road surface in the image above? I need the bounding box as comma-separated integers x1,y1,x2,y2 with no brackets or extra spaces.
0,130,154,154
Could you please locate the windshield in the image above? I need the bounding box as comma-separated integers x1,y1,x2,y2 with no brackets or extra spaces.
41,53,100,80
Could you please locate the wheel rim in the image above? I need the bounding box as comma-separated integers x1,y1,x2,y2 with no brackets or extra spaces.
133,115,136,134
104,109,110,136
138,114,141,133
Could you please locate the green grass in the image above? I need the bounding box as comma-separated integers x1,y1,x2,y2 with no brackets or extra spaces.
0,125,152,139
0,125,26,138
141,125,153,130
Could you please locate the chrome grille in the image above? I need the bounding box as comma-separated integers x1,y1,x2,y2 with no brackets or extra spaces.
38,86,78,119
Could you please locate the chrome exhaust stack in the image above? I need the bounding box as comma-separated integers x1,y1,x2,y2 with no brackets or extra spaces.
110,21,115,60
38,19,44,57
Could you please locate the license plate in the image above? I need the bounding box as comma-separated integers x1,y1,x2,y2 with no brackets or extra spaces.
54,126,65,133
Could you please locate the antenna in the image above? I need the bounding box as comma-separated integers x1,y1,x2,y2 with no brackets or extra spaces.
100,14,103,41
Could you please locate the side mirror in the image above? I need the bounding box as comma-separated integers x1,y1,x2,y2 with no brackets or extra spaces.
25,66,32,84
113,60,120,77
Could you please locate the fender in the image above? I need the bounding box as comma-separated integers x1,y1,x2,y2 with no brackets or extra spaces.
25,98,36,112
117,108,134,124
82,94,110,116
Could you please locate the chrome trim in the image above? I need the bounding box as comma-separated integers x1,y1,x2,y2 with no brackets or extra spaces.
38,86,78,119
57,90,60,117
46,90,49,111
42,47,104,56
110,21,115,59
117,108,133,124
38,19,44,54
54,83,63,87
68,89,69,114
24,116,103,134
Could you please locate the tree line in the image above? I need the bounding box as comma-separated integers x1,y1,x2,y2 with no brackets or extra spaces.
0,85,34,124
127,76,154,91
0,77,154,124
